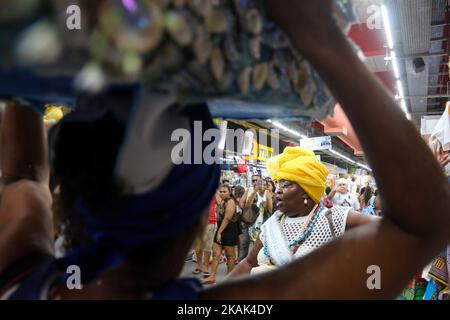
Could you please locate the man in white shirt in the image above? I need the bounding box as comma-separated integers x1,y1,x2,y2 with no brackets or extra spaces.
328,179,361,211
348,175,358,195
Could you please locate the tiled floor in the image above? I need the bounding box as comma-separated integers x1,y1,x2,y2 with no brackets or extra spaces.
181,259,229,286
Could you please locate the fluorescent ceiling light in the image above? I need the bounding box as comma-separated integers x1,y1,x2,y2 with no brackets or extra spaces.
329,148,356,165
356,162,372,172
268,120,308,139
381,5,394,49
400,99,408,113
396,79,404,98
391,51,400,79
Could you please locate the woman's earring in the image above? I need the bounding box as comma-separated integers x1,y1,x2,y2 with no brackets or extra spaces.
304,198,308,205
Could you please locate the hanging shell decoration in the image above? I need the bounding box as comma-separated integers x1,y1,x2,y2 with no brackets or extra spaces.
3,0,355,119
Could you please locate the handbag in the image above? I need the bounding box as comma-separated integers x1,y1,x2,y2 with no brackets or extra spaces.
241,203,259,226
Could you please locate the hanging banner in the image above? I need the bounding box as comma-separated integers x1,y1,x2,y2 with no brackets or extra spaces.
257,144,274,162
244,139,274,162
300,136,332,151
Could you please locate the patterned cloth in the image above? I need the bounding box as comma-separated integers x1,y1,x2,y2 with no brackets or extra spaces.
398,276,427,300
428,250,449,287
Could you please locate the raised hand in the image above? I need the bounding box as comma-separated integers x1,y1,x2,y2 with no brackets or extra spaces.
264,0,338,57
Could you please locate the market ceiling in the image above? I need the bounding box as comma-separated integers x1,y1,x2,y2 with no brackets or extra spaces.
318,0,450,156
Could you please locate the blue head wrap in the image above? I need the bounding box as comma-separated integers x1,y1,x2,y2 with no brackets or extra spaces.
56,89,220,284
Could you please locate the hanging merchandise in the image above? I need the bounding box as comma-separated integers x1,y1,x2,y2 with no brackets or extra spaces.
398,276,427,300
235,158,248,174
430,102,450,152
1,0,356,121
427,250,449,289
423,278,447,300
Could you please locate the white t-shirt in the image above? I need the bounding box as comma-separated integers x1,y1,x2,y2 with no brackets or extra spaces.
331,192,360,210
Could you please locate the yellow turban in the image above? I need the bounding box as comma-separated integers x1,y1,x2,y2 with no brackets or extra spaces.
267,147,328,204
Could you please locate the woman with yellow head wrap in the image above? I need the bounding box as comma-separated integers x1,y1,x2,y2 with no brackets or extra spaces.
267,147,328,204
230,147,375,276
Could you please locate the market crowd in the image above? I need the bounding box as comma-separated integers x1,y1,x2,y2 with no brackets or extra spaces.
0,0,449,301
192,171,382,285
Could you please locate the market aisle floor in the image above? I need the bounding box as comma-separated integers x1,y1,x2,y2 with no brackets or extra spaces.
181,260,228,286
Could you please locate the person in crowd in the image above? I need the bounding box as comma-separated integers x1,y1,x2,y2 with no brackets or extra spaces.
371,189,383,216
358,186,365,198
240,174,260,206
192,190,220,276
265,178,277,214
1,0,449,300
246,178,272,246
232,185,246,264
348,175,358,195
203,185,239,284
237,174,261,262
321,186,334,209
328,179,361,211
229,147,375,276
435,148,450,176
360,186,377,216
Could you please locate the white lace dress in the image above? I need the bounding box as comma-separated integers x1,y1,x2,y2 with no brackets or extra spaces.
255,206,351,271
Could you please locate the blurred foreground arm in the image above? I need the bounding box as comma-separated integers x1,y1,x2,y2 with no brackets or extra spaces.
0,102,53,275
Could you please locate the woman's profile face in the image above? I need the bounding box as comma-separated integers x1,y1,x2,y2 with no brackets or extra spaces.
276,180,309,216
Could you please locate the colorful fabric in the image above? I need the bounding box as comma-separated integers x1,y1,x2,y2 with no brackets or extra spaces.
428,250,448,287
447,246,450,285
361,196,376,216
398,276,427,300
414,278,428,300
267,147,328,203
208,197,216,225
423,279,447,300
399,278,415,300
321,196,334,209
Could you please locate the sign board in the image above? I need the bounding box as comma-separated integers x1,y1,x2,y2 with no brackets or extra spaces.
300,136,332,151
244,139,274,162
323,162,338,175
